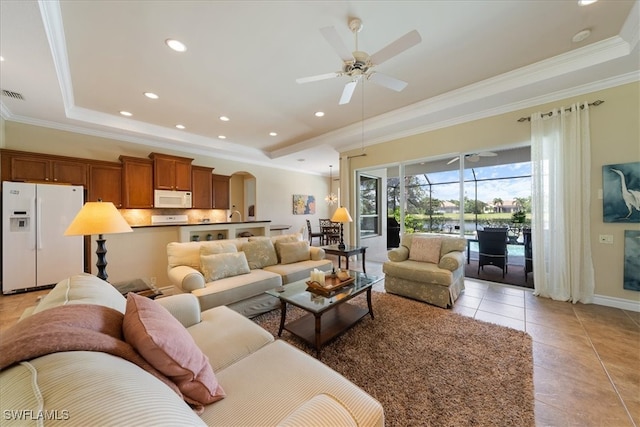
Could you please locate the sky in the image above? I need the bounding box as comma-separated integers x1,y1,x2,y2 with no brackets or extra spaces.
418,162,532,204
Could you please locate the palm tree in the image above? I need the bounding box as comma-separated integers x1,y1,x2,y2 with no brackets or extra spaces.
493,197,503,213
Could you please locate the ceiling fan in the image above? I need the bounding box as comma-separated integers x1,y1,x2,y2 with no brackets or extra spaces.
447,152,498,165
296,18,421,105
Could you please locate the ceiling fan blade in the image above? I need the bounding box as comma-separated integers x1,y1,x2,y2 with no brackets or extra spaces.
296,72,341,84
369,30,421,66
368,72,408,92
478,151,497,157
320,26,354,63
339,80,358,105
447,156,460,165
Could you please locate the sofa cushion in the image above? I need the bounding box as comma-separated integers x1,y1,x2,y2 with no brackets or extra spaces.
198,340,384,427
193,270,282,311
32,274,126,315
383,259,455,287
409,236,442,264
123,293,225,408
167,240,244,270
277,241,311,264
199,241,239,256
200,252,251,281
242,239,278,269
278,394,358,427
0,351,206,427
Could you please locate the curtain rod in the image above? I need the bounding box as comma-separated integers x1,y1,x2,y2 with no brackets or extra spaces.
517,100,604,122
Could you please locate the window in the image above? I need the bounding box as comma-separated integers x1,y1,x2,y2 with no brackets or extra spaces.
360,174,380,238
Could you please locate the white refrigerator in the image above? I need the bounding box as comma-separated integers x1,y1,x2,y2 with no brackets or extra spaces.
2,182,84,294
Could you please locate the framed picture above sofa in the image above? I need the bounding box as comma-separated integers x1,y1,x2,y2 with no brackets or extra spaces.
602,161,640,223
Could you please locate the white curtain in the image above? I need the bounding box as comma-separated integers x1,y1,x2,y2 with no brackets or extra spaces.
530,103,595,303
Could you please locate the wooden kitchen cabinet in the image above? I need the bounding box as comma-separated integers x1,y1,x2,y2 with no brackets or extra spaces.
120,156,153,208
87,162,122,207
149,152,193,191
191,166,213,209
212,174,230,209
2,151,87,186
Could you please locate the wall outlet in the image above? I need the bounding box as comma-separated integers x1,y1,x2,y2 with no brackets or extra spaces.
598,234,613,244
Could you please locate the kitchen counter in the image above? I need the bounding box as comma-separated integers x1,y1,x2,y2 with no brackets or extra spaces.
131,220,272,229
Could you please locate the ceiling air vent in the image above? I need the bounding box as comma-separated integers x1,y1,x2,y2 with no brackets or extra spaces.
1,89,25,100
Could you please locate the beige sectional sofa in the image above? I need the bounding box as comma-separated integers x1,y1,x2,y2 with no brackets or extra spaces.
0,274,384,426
167,233,333,316
383,233,466,308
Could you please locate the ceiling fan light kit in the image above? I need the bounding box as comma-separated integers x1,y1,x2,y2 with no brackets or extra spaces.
296,17,421,105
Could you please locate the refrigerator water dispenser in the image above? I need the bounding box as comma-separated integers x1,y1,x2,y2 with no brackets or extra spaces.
9,211,30,232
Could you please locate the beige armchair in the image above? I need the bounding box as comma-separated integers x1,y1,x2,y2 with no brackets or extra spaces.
383,233,466,308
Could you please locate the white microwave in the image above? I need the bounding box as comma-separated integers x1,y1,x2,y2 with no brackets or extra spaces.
154,190,192,208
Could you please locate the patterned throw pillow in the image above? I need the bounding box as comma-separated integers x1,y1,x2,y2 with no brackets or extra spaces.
200,252,251,281
241,239,278,269
409,236,442,264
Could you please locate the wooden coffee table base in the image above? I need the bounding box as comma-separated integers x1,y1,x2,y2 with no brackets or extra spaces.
278,288,374,358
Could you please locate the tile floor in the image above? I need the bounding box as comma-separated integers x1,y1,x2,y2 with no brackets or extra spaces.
1,259,638,427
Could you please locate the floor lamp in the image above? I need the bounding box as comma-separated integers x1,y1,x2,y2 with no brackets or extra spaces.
331,206,353,250
64,200,133,282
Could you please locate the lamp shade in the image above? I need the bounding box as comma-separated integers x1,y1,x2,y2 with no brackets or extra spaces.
331,206,353,223
64,201,133,236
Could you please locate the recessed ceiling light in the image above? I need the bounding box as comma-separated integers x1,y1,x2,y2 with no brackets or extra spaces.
0,56,4,61
165,39,187,52
315,111,325,117
120,111,132,117
578,0,598,5
144,92,159,99
175,124,185,129
269,132,278,136
297,159,305,162
572,29,591,43
219,116,230,122
218,135,226,139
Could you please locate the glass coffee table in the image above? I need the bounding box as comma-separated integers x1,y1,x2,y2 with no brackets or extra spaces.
266,271,381,358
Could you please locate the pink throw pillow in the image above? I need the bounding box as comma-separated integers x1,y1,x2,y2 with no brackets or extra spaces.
123,293,225,408
409,236,442,264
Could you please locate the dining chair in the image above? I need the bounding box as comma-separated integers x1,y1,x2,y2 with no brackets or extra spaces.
477,230,509,278
319,218,340,245
306,219,324,246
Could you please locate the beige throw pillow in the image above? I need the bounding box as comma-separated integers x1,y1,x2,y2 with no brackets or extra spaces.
277,241,311,264
409,236,442,264
200,252,250,281
242,239,278,269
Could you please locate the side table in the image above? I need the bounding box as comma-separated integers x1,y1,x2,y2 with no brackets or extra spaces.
112,278,162,299
321,245,368,273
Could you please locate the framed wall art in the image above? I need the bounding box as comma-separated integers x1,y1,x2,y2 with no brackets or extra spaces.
602,161,640,223
624,230,640,292
293,194,316,215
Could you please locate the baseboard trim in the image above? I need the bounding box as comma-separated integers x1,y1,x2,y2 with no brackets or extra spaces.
593,294,640,312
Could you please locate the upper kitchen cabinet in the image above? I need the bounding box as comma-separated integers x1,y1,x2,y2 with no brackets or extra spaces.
212,174,230,209
191,166,213,209
87,161,123,207
149,152,193,191
1,150,87,186
120,156,153,208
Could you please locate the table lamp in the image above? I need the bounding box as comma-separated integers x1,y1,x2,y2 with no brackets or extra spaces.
64,200,133,282
331,206,352,250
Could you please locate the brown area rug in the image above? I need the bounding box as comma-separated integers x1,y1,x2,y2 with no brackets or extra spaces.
253,291,534,427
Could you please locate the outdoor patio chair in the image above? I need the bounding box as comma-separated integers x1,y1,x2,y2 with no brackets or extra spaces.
477,230,509,278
